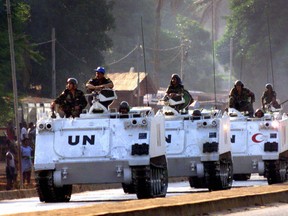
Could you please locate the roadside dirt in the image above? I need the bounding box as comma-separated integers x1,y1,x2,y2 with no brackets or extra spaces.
0,161,35,191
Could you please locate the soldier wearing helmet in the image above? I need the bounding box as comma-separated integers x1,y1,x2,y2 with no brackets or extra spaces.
51,78,87,118
261,83,277,111
86,66,114,107
229,80,255,117
118,101,130,114
164,74,194,112
254,108,264,118
166,74,184,96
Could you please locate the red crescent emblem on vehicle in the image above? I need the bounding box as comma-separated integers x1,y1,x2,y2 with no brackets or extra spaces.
252,133,263,143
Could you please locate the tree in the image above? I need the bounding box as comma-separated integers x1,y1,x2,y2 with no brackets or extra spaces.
0,0,37,125
26,0,115,96
104,0,156,72
216,0,288,103
172,16,213,91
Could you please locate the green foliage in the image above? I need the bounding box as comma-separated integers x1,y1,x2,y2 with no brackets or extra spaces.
105,1,214,92
216,0,288,93
104,0,156,73
26,0,115,96
0,0,34,126
174,16,213,91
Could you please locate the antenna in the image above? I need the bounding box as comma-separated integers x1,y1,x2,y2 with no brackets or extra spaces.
141,16,149,106
211,1,217,107
266,0,274,87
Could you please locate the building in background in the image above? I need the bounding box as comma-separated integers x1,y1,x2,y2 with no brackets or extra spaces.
108,68,157,109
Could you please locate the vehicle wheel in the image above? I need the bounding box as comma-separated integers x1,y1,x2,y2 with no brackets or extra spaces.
206,159,233,191
266,160,287,184
121,183,135,194
35,171,72,202
134,165,168,199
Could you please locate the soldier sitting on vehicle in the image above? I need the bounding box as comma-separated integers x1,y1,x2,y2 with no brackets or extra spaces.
51,78,87,118
86,66,114,108
164,74,193,112
229,80,255,117
261,83,277,111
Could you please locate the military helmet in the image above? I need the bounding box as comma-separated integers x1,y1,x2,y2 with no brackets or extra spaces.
265,83,273,89
192,109,201,116
67,78,78,85
234,80,244,87
255,108,264,117
94,66,105,74
119,101,130,112
171,73,182,85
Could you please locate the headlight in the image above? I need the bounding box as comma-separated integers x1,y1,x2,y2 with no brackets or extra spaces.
211,120,217,127
38,123,45,130
141,119,147,125
223,123,228,131
37,122,53,131
45,122,53,130
260,121,279,130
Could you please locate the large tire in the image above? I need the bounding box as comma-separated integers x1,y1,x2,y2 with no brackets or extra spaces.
265,160,287,185
35,171,72,202
205,159,233,191
121,183,136,194
134,165,168,199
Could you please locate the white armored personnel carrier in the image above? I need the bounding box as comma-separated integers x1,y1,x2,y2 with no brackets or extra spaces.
34,90,168,202
157,95,233,191
229,108,288,184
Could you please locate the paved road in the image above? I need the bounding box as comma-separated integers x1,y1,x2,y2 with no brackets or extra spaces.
211,202,288,216
0,175,269,215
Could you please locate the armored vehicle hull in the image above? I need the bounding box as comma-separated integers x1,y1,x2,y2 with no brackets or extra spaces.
157,104,233,191
229,108,288,184
34,97,168,202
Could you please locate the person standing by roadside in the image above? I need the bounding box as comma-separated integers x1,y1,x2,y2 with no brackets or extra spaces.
20,122,28,144
5,140,17,190
21,137,33,186
27,122,36,150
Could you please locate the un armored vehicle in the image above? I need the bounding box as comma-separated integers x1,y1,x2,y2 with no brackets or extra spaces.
229,108,288,184
157,95,233,191
34,90,168,202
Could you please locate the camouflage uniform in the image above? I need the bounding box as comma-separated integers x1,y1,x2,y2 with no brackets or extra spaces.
229,87,255,117
166,83,184,95
165,74,184,96
54,89,87,118
165,74,193,112
261,90,277,107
